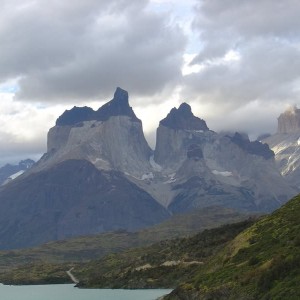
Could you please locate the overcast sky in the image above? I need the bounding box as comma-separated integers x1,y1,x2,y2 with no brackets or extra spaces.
0,0,300,165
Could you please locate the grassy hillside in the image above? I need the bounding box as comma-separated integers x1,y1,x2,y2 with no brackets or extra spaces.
165,194,300,300
0,206,248,281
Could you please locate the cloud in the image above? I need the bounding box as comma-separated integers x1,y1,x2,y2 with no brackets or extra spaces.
0,93,67,165
178,0,300,135
0,0,186,103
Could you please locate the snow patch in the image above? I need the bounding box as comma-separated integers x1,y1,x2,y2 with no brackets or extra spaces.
9,170,24,180
150,156,162,172
212,170,233,177
141,172,154,180
164,173,176,184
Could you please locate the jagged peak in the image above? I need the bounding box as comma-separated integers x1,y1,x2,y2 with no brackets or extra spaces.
95,87,139,122
159,102,209,131
114,87,129,104
56,88,139,126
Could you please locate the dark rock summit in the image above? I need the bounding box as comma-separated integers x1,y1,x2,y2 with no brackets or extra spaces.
160,103,209,131
56,106,94,126
56,87,139,126
229,132,274,160
94,87,139,122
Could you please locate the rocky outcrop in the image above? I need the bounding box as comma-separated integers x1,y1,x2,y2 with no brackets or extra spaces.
277,105,300,134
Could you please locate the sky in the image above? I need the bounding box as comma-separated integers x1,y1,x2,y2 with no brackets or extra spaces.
0,0,300,165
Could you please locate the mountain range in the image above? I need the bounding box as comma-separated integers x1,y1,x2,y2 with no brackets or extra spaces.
0,159,34,185
0,88,297,249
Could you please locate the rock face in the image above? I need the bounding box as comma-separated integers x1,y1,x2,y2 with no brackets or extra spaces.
0,159,35,185
0,88,296,249
262,106,300,189
277,106,300,133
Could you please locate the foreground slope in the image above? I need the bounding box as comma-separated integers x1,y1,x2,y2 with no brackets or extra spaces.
165,194,300,300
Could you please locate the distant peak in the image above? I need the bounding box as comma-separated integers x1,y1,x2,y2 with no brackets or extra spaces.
160,102,209,131
277,105,300,134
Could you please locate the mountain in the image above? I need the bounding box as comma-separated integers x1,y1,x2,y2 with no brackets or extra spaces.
262,106,300,190
0,159,34,185
0,88,296,249
152,104,295,213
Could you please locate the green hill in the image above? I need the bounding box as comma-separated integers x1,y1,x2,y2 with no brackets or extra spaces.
165,194,300,299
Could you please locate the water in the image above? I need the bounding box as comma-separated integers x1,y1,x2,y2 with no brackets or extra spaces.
0,284,172,300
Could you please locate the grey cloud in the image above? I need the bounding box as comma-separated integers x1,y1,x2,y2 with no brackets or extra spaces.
182,0,300,119
192,0,300,62
0,0,186,103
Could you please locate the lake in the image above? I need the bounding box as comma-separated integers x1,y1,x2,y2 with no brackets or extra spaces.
0,284,172,300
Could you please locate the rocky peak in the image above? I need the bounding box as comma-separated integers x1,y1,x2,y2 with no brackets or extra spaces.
277,105,300,134
56,87,139,126
159,103,209,131
95,87,139,122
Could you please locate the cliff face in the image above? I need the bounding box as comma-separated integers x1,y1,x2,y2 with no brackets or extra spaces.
277,106,300,134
